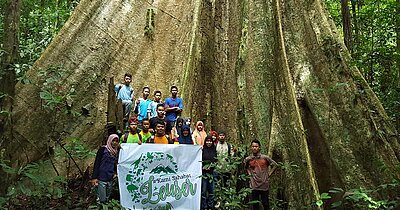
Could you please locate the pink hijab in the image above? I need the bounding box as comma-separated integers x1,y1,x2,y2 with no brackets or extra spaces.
106,134,119,157
193,121,207,145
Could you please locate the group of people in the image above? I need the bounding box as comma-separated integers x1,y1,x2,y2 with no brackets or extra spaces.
89,73,278,210
114,73,183,135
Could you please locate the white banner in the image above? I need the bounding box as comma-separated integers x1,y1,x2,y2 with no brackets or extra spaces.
118,144,202,210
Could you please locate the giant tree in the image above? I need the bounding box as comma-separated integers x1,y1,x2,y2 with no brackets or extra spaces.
1,0,399,207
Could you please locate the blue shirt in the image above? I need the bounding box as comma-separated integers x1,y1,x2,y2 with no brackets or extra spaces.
164,97,183,121
98,149,117,182
115,84,134,101
147,101,163,119
136,98,152,121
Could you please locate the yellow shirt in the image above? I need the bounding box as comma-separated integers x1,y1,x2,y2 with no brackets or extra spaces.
154,136,169,144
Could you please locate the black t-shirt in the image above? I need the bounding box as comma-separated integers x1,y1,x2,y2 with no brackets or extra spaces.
150,117,166,130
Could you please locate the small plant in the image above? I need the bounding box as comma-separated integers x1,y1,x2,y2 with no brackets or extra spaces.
144,8,156,37
213,144,253,210
38,65,79,116
315,192,331,207
315,183,399,209
0,159,68,209
88,199,122,210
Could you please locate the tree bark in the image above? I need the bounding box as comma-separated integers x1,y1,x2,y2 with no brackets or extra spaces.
341,0,352,51
0,0,21,101
397,0,400,87
3,0,399,207
0,0,21,194
351,0,358,45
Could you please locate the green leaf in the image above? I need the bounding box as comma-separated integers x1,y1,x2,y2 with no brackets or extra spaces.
320,192,331,199
331,201,342,208
329,187,343,193
19,184,32,196
6,186,16,196
316,200,323,207
0,163,17,174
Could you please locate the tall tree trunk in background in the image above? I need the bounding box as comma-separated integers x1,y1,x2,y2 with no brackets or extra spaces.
351,0,358,44
397,0,400,87
341,0,352,51
0,0,21,194
2,0,399,207
0,0,21,99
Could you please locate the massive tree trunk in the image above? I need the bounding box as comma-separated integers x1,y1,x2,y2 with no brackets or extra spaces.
2,0,399,207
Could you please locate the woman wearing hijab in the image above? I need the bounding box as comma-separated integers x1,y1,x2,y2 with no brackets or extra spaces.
90,134,119,203
201,135,217,210
178,124,194,144
192,121,207,145
171,117,184,142
209,130,219,145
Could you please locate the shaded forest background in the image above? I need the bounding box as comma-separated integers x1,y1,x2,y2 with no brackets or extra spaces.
0,0,399,209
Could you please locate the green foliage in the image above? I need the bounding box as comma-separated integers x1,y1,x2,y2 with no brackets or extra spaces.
323,0,400,130
315,180,400,209
37,64,80,116
213,145,253,210
0,159,68,209
88,199,123,210
0,0,77,81
315,192,331,207
62,137,96,160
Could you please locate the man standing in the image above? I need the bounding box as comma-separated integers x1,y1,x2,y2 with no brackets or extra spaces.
164,86,183,135
120,117,142,144
147,90,163,120
244,140,277,210
134,86,152,126
115,73,134,121
148,121,173,144
139,119,152,143
216,131,234,186
149,104,166,133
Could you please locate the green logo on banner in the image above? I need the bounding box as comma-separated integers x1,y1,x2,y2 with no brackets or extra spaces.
125,152,197,209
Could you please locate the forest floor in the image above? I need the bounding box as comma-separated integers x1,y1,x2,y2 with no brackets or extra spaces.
4,177,120,210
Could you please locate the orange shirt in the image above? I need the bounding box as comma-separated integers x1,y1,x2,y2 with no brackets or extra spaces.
154,136,169,144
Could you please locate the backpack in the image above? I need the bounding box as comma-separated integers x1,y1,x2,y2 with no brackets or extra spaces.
122,132,142,143
228,143,232,157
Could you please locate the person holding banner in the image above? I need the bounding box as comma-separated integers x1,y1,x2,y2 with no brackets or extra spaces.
148,120,173,144
120,117,143,144
201,135,217,210
90,134,119,204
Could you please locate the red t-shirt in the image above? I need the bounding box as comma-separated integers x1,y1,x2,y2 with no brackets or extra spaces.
244,153,276,191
